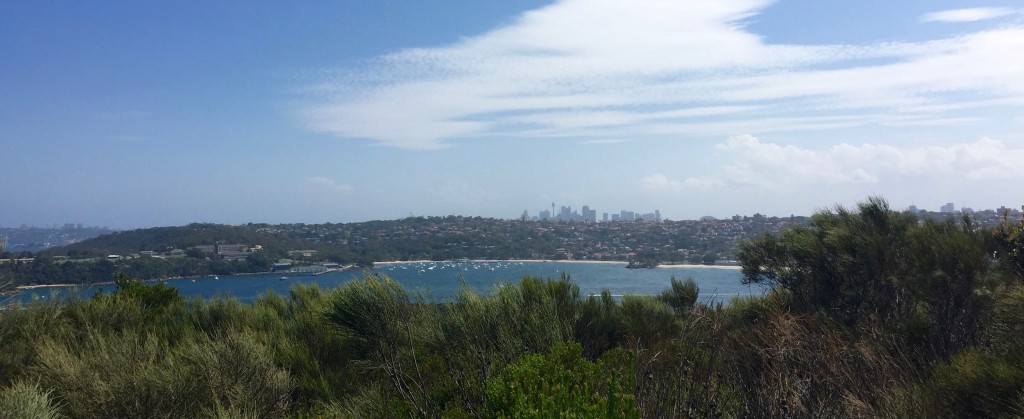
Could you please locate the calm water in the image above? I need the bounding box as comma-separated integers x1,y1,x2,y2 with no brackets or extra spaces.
9,261,760,305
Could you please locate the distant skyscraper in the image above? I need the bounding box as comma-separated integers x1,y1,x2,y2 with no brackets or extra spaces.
602,213,609,222
559,206,573,221
908,205,919,213
940,202,955,213
582,205,597,222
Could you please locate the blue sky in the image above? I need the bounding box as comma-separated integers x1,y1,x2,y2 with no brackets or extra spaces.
2,1,1023,228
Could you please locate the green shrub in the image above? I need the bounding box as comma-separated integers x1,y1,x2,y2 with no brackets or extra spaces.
619,295,677,348
0,302,67,385
112,273,182,310
183,330,294,417
927,349,1024,418
989,286,1024,363
32,330,203,417
325,273,439,415
739,197,988,356
486,342,639,418
575,290,625,359
658,276,698,314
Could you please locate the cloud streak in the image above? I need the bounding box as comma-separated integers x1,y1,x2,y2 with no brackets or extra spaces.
664,135,1024,190
300,0,1024,149
921,8,1017,23
308,176,354,194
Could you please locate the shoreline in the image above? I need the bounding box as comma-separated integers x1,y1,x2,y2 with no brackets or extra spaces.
16,283,99,290
658,263,742,270
374,259,626,265
12,261,741,291
374,259,742,269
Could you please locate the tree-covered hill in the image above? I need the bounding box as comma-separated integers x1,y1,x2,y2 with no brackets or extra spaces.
43,223,318,259
2,215,801,285
42,215,805,264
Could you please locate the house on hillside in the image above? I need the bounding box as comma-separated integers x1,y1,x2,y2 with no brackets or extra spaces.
191,244,259,261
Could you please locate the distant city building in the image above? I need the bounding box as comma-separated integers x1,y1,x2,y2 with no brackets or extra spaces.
908,205,919,213
940,202,955,213
527,205,661,223
193,243,257,261
559,206,574,222
582,206,597,222
287,249,318,258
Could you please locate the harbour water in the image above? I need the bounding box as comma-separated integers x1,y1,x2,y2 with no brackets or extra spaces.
10,261,762,305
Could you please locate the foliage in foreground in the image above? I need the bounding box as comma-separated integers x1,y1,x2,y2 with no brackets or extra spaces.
1,198,1024,418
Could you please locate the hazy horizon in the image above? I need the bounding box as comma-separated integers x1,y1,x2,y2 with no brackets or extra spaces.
3,1,1022,229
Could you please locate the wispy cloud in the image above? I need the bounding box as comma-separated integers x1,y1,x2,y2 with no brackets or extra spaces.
579,139,631,145
300,0,1024,149
674,135,1024,189
640,173,682,192
641,173,721,192
308,176,354,194
921,7,1016,23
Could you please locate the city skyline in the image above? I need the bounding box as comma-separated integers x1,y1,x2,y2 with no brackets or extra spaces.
4,200,1021,231
3,1,1023,229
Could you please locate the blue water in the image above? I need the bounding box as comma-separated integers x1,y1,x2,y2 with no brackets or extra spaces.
9,261,760,305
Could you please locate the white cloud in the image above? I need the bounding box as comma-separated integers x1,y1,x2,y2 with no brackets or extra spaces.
641,173,722,192
640,173,682,192
921,8,1016,23
428,180,502,204
706,135,1024,188
300,0,1024,149
579,138,631,145
308,176,354,194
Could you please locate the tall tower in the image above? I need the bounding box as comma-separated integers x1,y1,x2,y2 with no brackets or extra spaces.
552,202,555,218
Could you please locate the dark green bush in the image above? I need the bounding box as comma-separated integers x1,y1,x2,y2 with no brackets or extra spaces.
111,272,182,311
927,349,1024,418
486,342,638,418
658,276,698,314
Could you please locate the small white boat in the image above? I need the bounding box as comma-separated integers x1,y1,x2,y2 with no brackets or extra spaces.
279,276,288,280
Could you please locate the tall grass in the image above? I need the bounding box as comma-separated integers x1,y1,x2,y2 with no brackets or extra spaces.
0,381,61,419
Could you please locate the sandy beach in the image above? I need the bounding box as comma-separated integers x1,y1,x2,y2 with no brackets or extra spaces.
374,259,626,265
374,259,742,269
15,283,86,290
658,264,742,270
